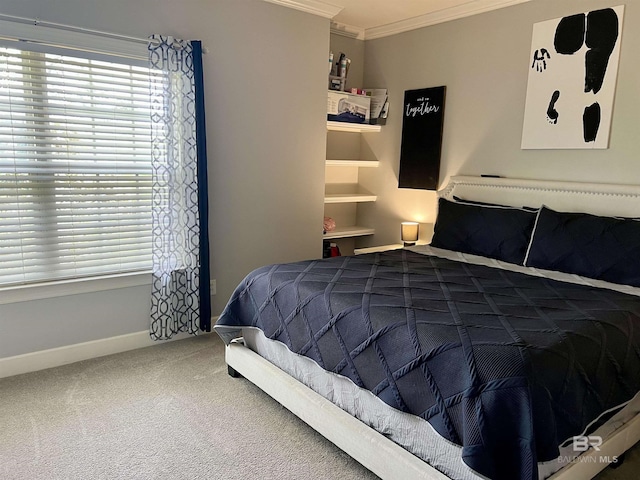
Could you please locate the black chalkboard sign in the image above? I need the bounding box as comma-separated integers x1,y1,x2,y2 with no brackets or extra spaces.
398,86,446,190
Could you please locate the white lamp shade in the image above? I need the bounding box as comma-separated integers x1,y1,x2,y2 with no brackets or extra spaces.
401,222,419,243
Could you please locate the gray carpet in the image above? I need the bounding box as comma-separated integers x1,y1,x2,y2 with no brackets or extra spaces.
0,334,637,479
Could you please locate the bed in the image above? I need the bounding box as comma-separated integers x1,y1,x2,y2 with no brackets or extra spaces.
214,175,640,480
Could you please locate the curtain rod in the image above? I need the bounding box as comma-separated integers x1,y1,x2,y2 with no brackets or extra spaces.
0,13,149,44
0,13,209,53
0,13,209,54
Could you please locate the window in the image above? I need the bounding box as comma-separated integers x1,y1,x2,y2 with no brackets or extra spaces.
0,45,153,287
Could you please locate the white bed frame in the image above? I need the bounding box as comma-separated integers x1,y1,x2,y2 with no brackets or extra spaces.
225,175,640,480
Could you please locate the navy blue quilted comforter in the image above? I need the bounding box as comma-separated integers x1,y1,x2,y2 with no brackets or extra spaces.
215,250,640,480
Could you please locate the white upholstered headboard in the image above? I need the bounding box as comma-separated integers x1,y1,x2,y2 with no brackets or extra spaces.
439,176,640,218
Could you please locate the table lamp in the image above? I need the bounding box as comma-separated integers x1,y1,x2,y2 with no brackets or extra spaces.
401,222,419,246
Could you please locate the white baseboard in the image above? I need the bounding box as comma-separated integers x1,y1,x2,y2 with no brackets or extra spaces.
0,318,218,379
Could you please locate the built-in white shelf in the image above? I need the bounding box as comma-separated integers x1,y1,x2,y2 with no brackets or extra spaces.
325,159,380,168
326,121,382,133
322,119,382,250
324,193,377,204
324,184,376,204
324,226,375,239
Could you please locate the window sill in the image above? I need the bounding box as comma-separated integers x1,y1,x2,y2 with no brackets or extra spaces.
0,271,152,305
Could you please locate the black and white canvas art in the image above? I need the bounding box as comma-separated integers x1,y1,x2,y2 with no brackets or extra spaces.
398,86,446,190
521,5,624,149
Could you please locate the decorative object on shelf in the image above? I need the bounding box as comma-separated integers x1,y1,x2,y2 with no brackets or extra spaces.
328,51,350,91
323,216,336,233
521,5,624,149
401,222,419,246
398,86,446,190
322,239,331,258
322,240,342,258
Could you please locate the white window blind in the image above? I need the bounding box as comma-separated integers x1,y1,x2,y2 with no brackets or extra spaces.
0,46,153,287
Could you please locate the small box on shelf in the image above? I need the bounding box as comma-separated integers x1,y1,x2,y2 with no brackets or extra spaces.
329,75,346,91
327,91,370,124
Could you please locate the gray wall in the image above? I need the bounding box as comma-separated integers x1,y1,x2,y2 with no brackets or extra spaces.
358,0,640,247
5,0,638,359
0,0,328,358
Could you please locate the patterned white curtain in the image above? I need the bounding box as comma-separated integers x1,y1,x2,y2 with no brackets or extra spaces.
148,35,209,340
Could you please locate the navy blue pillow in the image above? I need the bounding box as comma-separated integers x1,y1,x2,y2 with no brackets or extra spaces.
524,206,640,287
430,197,538,264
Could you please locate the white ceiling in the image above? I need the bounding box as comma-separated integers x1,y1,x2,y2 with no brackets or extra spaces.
263,0,531,39
332,0,505,29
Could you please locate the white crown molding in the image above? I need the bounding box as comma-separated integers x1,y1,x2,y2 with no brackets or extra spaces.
330,21,365,40
261,0,343,19
364,0,532,40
